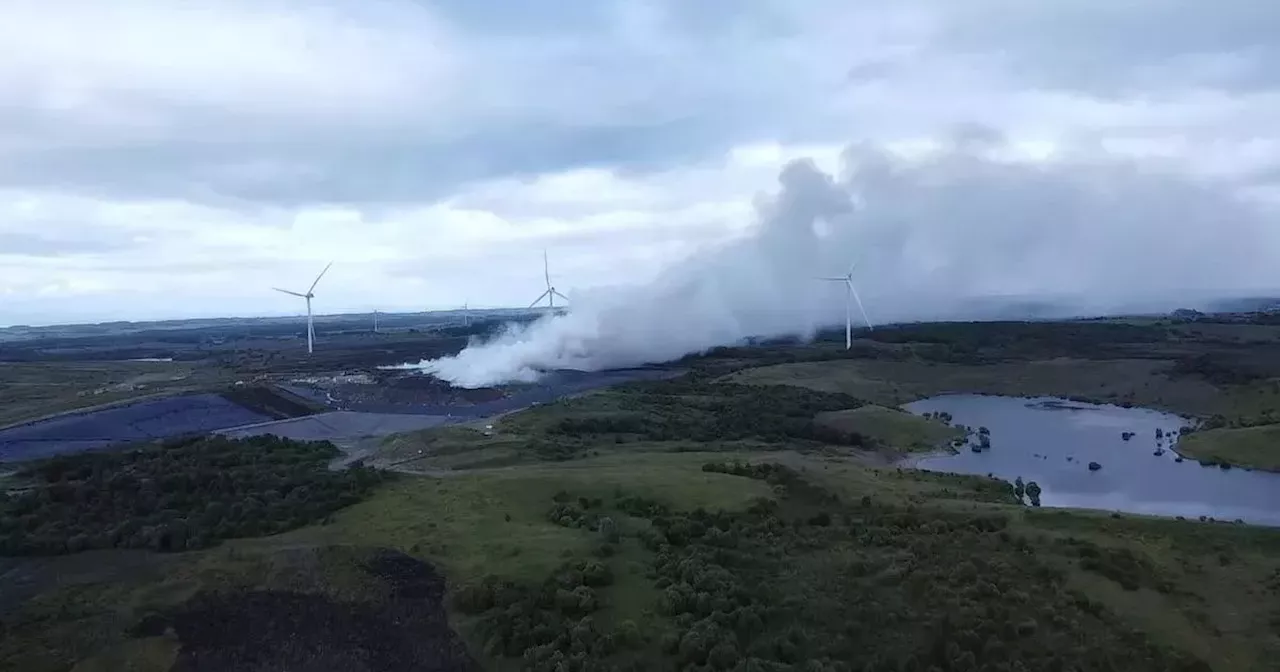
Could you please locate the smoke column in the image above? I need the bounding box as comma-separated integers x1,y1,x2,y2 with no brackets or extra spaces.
410,135,1277,387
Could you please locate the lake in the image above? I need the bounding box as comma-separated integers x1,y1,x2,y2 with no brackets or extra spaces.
902,394,1280,526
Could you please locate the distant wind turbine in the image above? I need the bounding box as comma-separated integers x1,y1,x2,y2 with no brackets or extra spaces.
819,260,873,349
272,262,333,354
528,250,570,309
373,309,380,334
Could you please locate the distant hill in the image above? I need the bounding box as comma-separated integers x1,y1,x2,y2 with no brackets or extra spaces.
1202,296,1280,314
0,308,540,344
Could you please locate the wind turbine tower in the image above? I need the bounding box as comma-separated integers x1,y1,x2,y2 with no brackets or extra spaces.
819,260,873,349
528,250,570,310
373,309,380,334
272,261,333,355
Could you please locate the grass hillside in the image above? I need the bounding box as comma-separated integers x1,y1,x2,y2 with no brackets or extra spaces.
364,373,1280,670
11,318,1280,670
1178,424,1280,471
814,405,962,454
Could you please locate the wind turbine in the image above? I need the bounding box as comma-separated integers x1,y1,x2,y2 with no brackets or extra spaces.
373,309,380,334
528,250,570,310
462,300,471,327
819,260,873,349
272,262,332,354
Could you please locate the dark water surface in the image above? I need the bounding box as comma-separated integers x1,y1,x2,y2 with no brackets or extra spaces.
903,395,1280,526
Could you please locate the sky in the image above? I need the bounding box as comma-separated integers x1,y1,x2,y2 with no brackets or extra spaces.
3,1,1280,327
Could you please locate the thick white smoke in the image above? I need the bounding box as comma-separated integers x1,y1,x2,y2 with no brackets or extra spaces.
412,135,1278,387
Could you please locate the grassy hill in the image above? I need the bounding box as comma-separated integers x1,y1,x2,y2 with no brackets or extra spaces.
9,319,1280,670
814,405,963,454
1178,424,1280,471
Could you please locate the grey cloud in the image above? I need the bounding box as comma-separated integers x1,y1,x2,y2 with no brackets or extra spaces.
934,1,1280,93
0,0,875,205
0,116,758,207
6,1,1280,214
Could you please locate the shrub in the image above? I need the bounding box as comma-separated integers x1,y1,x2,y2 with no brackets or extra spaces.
599,516,620,543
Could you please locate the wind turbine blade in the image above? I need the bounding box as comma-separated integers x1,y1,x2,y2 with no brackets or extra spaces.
308,261,333,294
847,280,872,329
273,287,307,298
847,259,859,276
528,289,551,309
543,250,551,290
817,277,846,281
551,289,571,303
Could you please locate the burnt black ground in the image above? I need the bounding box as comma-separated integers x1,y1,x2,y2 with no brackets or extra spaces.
0,393,271,462
157,550,475,672
285,366,681,417
0,386,320,462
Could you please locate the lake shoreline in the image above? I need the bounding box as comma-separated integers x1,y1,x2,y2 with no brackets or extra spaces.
897,394,1280,527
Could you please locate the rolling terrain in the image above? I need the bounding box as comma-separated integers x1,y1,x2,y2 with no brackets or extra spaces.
4,315,1280,670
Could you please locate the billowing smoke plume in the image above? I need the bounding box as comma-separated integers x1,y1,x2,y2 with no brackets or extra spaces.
412,135,1278,387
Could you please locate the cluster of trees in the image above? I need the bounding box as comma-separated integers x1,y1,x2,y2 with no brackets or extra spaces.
675,340,909,373
0,435,388,555
546,493,617,541
854,320,1170,362
452,559,640,672
670,320,1280,396
702,466,1206,671
677,320,1173,372
700,460,795,480
1058,538,1174,593
869,320,1167,346
546,380,867,447
1013,477,1042,507
470,462,1207,672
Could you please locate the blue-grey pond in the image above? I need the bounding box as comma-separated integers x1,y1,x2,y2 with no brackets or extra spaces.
902,394,1280,526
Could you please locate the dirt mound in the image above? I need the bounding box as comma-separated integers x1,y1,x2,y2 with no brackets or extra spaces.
151,550,475,672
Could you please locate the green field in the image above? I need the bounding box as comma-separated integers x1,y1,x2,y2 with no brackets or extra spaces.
814,404,963,454
1178,425,1280,471
282,452,778,583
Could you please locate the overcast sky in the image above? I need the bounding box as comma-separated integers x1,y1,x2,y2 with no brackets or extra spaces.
3,1,1280,326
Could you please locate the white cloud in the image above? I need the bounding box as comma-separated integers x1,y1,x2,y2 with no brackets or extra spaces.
1,1,1279,330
